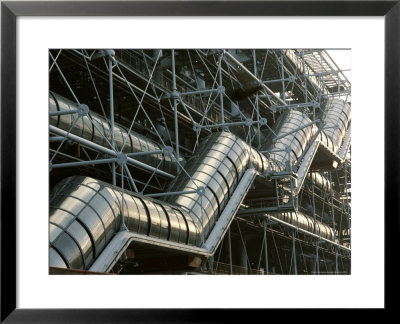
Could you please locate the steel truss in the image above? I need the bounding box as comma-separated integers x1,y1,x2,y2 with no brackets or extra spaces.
49,49,351,275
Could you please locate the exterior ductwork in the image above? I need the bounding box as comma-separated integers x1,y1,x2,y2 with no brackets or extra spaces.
271,211,336,242
320,98,351,152
49,92,184,174
306,172,332,193
49,176,201,270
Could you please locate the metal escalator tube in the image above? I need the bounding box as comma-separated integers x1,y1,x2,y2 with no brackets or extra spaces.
49,176,201,270
164,132,269,240
262,110,316,169
49,131,277,270
49,92,184,174
320,98,351,153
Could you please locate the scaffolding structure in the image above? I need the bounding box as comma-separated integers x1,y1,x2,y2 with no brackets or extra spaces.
49,49,351,275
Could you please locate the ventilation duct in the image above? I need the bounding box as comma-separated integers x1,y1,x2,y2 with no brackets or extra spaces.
270,211,336,242
49,92,184,175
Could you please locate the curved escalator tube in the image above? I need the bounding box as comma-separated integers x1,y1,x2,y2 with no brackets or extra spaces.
320,98,351,153
48,131,272,270
49,176,201,270
262,110,316,170
164,132,275,240
261,98,351,170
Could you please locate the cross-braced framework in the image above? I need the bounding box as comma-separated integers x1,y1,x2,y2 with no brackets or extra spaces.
49,49,351,275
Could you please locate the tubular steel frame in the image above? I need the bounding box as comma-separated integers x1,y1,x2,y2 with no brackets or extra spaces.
48,47,351,276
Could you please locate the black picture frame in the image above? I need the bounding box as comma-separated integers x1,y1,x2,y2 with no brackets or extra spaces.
1,0,398,321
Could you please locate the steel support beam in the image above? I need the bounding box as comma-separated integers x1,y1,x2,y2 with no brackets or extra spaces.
51,158,116,169
49,125,174,179
108,54,116,185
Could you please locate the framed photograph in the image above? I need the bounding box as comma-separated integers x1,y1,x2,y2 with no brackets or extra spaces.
1,0,398,321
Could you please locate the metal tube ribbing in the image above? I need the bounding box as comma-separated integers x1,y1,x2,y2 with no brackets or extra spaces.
272,120,320,143
164,132,266,242
165,132,246,239
320,98,351,153
49,125,174,179
50,92,180,176
262,110,317,169
306,172,332,193
265,214,350,252
49,176,202,270
50,131,280,271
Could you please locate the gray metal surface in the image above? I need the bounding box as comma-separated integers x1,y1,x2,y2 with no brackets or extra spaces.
306,172,332,193
49,131,273,270
262,110,316,170
49,100,344,271
50,92,184,174
49,49,351,275
320,98,351,152
203,168,258,252
266,214,349,251
49,176,201,269
164,132,268,240
271,211,336,242
90,168,259,273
